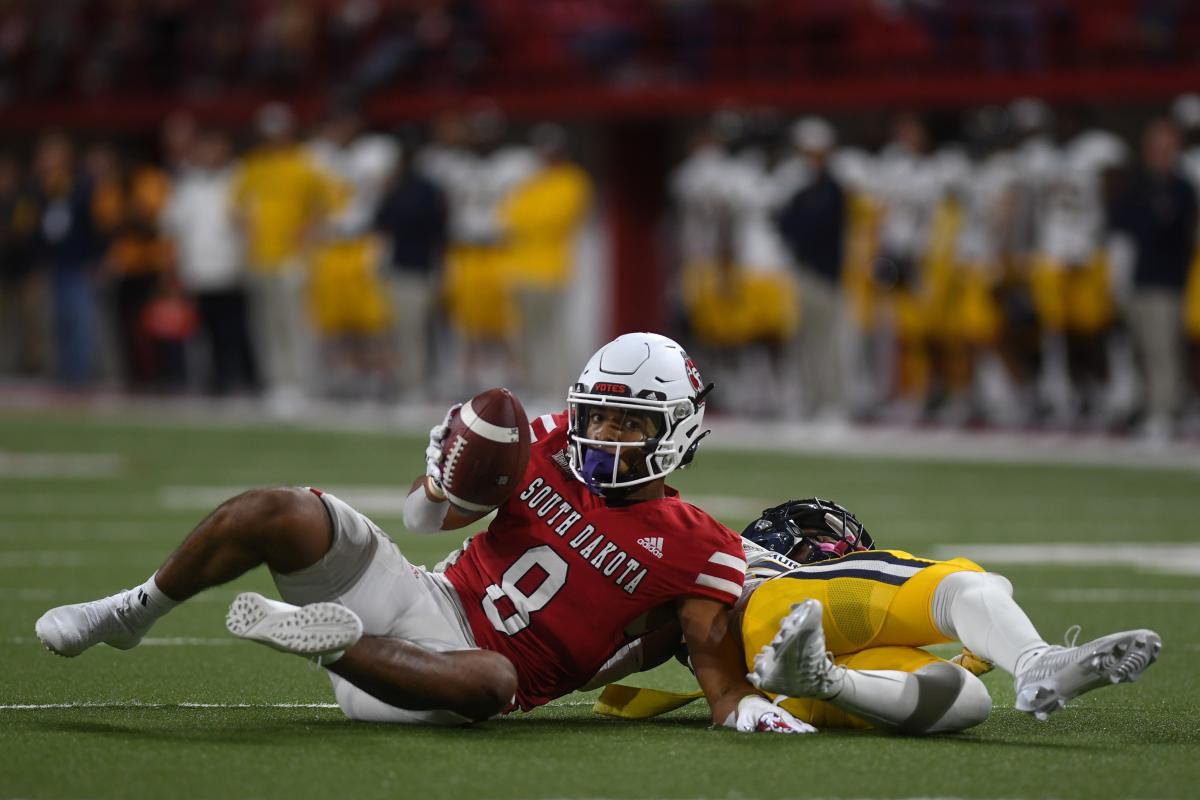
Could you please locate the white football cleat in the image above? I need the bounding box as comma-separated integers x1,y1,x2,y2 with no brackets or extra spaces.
226,592,362,659
35,590,147,657
749,599,843,699
1014,627,1162,721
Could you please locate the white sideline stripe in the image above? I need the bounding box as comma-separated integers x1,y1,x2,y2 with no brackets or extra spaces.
936,543,1200,576
460,400,520,444
0,702,338,710
0,551,90,567
0,588,228,604
1048,589,1200,603
7,636,235,647
0,451,124,478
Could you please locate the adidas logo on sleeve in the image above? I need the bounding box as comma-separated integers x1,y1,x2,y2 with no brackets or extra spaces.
637,537,664,559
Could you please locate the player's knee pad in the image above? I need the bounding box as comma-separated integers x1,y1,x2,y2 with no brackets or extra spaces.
931,571,1013,639
898,661,991,735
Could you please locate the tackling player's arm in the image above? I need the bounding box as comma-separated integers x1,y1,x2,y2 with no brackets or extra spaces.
677,596,756,724
678,595,815,734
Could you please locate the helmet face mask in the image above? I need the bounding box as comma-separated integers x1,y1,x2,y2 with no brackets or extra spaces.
742,498,875,564
567,333,710,494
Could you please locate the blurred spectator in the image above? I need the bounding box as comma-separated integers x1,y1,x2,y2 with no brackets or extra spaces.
947,108,1023,425
658,0,713,81
869,112,944,417
775,116,848,419
140,271,198,391
374,139,449,401
92,145,174,390
231,102,335,414
161,111,197,174
501,123,592,404
306,105,399,400
347,0,488,93
975,0,1046,73
161,128,258,395
1029,121,1127,424
250,0,317,87
30,132,107,388
418,109,537,394
1112,118,1197,440
1171,93,1200,418
0,151,45,378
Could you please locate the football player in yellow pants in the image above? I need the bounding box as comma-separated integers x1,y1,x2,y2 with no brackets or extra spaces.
594,499,1161,734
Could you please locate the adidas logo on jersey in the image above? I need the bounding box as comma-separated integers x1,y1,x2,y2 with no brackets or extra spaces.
637,537,664,559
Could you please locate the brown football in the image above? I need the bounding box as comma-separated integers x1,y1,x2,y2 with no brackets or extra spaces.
439,387,532,512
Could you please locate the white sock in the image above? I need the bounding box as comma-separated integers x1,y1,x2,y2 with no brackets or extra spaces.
829,662,992,734
931,571,1048,676
124,574,180,628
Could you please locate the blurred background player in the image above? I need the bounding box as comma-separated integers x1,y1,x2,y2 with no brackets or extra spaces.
372,132,449,402
231,102,335,416
502,122,592,407
2,2,1200,442
672,110,798,417
418,109,537,397
775,116,849,423
160,128,259,396
1170,93,1200,429
1112,118,1198,441
1028,112,1127,428
0,150,44,380
306,102,399,401
30,132,106,389
865,112,949,421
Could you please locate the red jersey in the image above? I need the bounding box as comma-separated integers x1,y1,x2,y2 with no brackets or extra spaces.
444,412,746,711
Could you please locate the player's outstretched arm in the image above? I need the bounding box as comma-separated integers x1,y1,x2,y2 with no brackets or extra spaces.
402,475,490,532
402,405,491,532
678,596,815,734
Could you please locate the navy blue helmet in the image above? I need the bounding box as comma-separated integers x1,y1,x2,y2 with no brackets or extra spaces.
742,498,874,564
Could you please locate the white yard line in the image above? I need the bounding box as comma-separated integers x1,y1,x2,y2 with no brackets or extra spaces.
0,452,124,478
0,701,338,710
5,636,236,647
933,543,1200,576
1046,588,1200,603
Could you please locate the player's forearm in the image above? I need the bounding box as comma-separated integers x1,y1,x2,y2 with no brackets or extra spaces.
678,596,760,725
402,476,451,532
402,476,488,532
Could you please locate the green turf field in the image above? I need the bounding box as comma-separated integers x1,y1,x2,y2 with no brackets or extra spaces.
2,410,1198,800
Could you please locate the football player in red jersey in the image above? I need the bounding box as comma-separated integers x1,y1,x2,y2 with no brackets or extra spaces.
35,333,809,733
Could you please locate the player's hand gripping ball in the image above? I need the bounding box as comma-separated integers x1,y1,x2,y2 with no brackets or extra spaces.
434,388,531,513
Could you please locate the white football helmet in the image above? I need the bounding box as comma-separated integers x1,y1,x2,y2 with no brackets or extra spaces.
567,332,712,492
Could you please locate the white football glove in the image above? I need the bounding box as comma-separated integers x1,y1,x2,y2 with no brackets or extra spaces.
424,403,461,498
723,694,817,734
